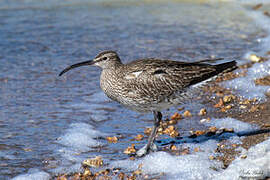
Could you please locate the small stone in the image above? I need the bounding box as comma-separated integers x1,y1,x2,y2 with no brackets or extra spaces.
162,121,169,126
23,148,32,152
183,110,192,117
180,148,190,155
168,119,177,125
209,155,215,160
214,98,224,108
118,172,125,180
225,105,232,110
170,130,179,138
249,54,262,63
200,117,211,123
194,147,200,152
220,107,227,112
83,168,92,176
163,128,170,135
106,136,118,143
133,169,142,175
241,154,247,159
198,108,207,116
168,125,175,131
262,123,270,128
134,134,144,141
170,145,178,151
250,105,259,112
240,105,247,109
252,3,263,10
239,99,251,105
100,169,110,175
171,112,182,120
195,130,205,136
82,156,103,168
124,144,136,154
158,127,163,133
232,144,238,148
57,175,67,180
208,126,217,133
144,127,152,135
72,173,81,180
177,107,184,111
254,75,270,86
223,95,235,103
265,11,270,17
200,119,207,123
225,128,234,133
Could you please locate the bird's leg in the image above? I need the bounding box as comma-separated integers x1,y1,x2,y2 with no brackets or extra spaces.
136,111,162,157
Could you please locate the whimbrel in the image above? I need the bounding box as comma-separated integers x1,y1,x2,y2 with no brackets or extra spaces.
59,51,237,157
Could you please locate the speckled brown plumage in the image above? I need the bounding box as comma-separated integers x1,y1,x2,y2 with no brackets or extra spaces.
98,52,237,112
59,50,237,157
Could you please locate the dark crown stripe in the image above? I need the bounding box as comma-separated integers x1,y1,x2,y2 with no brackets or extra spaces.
95,51,117,58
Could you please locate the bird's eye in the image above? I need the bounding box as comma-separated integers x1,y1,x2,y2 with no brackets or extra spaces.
102,57,108,60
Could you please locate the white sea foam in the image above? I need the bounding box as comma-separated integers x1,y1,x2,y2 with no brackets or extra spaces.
57,123,105,152
206,117,258,132
51,123,106,174
111,117,263,179
217,137,270,180
12,169,50,180
112,150,221,180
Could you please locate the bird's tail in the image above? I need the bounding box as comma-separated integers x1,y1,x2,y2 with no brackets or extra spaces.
215,60,237,74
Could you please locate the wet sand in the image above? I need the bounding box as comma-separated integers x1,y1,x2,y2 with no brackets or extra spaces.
216,97,270,168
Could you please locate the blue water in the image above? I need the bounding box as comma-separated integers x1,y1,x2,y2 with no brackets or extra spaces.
0,0,263,178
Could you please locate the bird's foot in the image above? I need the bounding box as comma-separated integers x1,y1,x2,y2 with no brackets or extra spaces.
136,143,158,157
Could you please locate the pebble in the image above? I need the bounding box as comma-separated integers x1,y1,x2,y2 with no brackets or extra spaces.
183,110,192,117
170,112,182,120
144,127,152,135
209,155,215,160
106,136,118,143
82,156,103,168
83,168,92,176
214,98,224,108
240,154,247,159
124,144,136,154
208,126,218,133
194,147,200,152
249,54,261,62
198,108,207,116
134,134,144,141
200,117,211,123
170,145,178,151
240,105,247,109
223,95,235,103
170,130,179,137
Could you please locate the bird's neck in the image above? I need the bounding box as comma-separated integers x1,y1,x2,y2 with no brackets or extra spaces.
102,60,123,70
100,64,123,97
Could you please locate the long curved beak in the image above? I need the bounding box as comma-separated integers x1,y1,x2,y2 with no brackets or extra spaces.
59,60,95,76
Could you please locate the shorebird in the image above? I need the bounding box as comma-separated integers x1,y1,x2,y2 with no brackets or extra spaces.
59,51,237,157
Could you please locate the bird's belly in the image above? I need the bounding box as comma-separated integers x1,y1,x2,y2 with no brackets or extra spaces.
101,77,198,112
104,89,190,113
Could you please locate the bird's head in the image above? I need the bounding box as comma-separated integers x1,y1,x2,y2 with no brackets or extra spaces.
59,51,121,76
